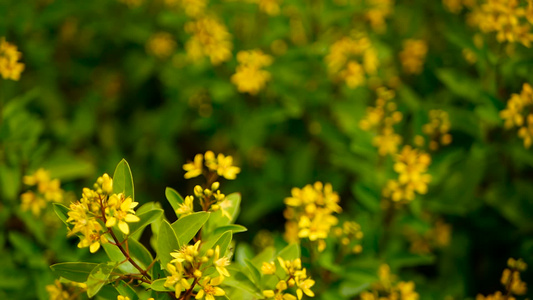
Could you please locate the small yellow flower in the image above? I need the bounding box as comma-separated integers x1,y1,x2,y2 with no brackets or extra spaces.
399,39,428,74
195,276,226,300
185,17,232,65
164,262,191,298
146,32,177,59
212,245,231,277
0,37,25,81
171,240,202,264
183,153,204,179
261,261,277,275
176,195,195,217
105,194,140,235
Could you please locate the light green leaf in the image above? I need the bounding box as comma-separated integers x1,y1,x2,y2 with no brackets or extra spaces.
200,231,232,257
87,263,115,298
205,193,241,233
53,203,70,226
209,224,247,237
165,187,184,213
151,278,174,292
223,267,263,298
243,259,261,285
157,220,180,269
113,159,134,200
125,208,164,239
171,212,209,247
277,243,300,261
50,262,99,283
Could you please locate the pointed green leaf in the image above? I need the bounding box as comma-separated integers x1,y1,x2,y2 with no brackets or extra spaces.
113,159,134,200
171,212,209,247
223,266,263,298
165,187,184,213
151,278,174,292
87,263,115,298
50,262,99,283
277,243,300,261
157,220,180,269
243,259,261,285
124,208,164,240
200,231,232,257
53,203,70,226
210,224,247,237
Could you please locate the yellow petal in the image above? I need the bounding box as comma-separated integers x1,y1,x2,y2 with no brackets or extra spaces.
118,221,130,235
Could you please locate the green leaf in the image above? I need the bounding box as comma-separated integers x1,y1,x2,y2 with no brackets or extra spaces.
210,224,247,237
339,282,370,297
102,238,153,276
205,193,241,233
223,266,263,298
53,203,70,226
157,220,180,269
171,212,210,247
87,263,115,298
200,231,232,257
115,281,139,300
113,159,134,200
243,259,261,285
165,187,184,213
125,208,164,239
151,278,174,292
50,262,99,283
277,243,300,261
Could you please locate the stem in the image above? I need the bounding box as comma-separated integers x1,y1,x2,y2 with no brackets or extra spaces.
99,196,151,281
182,277,199,300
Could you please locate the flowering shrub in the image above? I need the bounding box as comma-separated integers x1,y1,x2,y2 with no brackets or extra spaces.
1,0,533,299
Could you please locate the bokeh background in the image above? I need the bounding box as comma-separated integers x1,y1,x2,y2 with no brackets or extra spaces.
1,0,533,299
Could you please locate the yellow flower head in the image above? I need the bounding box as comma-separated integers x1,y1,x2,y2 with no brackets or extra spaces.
326,35,379,88
185,17,233,65
195,276,225,300
146,32,177,59
105,193,140,235
164,262,191,298
399,39,428,74
0,37,25,81
501,83,533,148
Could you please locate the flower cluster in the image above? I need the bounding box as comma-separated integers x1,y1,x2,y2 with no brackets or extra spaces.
185,16,233,65
325,35,379,89
476,258,527,300
21,169,64,216
183,151,241,180
360,264,419,300
365,0,395,33
500,83,533,148
244,0,282,16
442,0,475,14
262,258,315,300
164,241,230,299
359,88,403,156
333,221,364,254
0,37,25,81
467,0,533,47
399,39,428,75
284,182,342,252
146,32,177,59
231,49,273,95
414,109,452,151
66,173,140,253
382,146,431,203
177,182,230,218
166,0,207,17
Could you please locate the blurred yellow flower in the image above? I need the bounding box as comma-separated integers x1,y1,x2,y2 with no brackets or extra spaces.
146,32,177,59
399,39,428,74
185,17,233,65
0,37,25,81
500,83,533,148
231,49,273,95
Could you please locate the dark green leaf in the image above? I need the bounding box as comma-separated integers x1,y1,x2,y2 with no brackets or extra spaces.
50,262,99,283
171,212,209,247
157,220,180,269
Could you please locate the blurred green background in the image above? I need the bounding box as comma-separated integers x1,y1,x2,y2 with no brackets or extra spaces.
1,0,533,299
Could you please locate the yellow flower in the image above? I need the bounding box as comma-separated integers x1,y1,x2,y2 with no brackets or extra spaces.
261,261,277,275
181,0,207,17
171,240,202,264
105,194,140,235
501,83,533,148
117,296,130,300
176,195,195,217
183,153,204,179
325,35,379,88
296,276,315,299
422,110,452,151
399,39,428,74
365,0,394,33
0,37,25,81
164,262,191,298
185,17,233,65
216,153,240,179
213,245,231,277
46,280,70,300
21,191,46,216
146,32,176,59
231,49,273,95
195,276,225,300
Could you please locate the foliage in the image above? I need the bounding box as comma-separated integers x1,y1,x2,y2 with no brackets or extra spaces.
1,0,533,299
